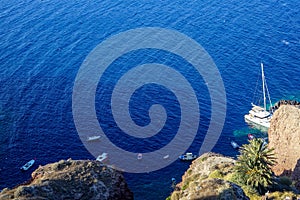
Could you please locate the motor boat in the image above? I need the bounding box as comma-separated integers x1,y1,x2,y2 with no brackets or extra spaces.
248,134,255,140
87,135,101,141
179,152,197,161
20,159,35,171
231,141,240,150
96,153,108,162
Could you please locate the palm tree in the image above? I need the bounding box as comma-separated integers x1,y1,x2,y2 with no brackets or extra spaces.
235,138,276,194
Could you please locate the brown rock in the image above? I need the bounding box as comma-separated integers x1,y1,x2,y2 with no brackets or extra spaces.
170,153,249,200
0,159,133,200
268,105,300,189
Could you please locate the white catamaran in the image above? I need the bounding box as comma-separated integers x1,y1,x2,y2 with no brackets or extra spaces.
244,63,273,128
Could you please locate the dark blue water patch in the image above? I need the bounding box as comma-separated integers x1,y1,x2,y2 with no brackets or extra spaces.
0,111,14,161
124,155,192,200
97,48,211,111
129,84,180,128
96,48,211,153
0,0,299,199
99,84,181,153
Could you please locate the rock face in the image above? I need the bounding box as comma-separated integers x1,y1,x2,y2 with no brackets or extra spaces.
170,153,249,200
0,159,133,200
268,105,300,189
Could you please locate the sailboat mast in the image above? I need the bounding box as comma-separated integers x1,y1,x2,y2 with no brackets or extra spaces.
261,62,267,111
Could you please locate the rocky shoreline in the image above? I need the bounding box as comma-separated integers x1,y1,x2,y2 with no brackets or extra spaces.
1,105,299,200
170,152,250,199
0,159,133,200
168,105,300,200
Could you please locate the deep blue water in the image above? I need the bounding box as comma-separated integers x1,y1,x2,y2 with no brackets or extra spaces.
0,0,300,199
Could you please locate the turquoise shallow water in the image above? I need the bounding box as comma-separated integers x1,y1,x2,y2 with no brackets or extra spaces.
0,0,300,199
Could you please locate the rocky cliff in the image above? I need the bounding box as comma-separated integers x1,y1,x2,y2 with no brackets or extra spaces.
0,159,133,200
168,105,300,200
268,105,300,189
170,153,250,200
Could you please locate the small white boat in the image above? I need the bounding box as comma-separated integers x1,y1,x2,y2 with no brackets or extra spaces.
248,134,255,140
137,153,143,160
96,153,108,162
87,135,101,141
179,153,197,161
163,154,169,159
20,159,35,171
231,141,240,150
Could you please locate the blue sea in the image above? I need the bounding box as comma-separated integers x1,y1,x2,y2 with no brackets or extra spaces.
0,0,300,199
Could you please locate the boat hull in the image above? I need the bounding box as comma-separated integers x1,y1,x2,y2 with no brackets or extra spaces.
179,156,197,161
179,153,198,161
247,134,255,140
231,141,240,149
244,114,270,128
96,153,108,162
87,136,101,141
20,159,35,171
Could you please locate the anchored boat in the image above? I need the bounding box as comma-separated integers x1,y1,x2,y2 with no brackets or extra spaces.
87,135,101,141
231,141,240,150
20,159,35,171
244,63,273,129
248,133,255,140
96,153,108,162
179,152,197,161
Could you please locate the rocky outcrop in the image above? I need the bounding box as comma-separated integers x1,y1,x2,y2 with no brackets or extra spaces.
0,159,133,200
268,105,300,189
270,99,300,112
170,153,249,200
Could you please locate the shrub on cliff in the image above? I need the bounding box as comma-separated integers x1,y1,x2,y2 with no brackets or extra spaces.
234,138,277,194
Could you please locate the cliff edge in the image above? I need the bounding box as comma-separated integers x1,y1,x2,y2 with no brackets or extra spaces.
0,159,133,200
170,153,249,200
268,105,300,189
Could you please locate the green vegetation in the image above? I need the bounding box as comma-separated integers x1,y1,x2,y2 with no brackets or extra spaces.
168,151,299,200
234,138,276,194
181,183,188,191
267,191,299,199
200,156,208,162
208,170,224,179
